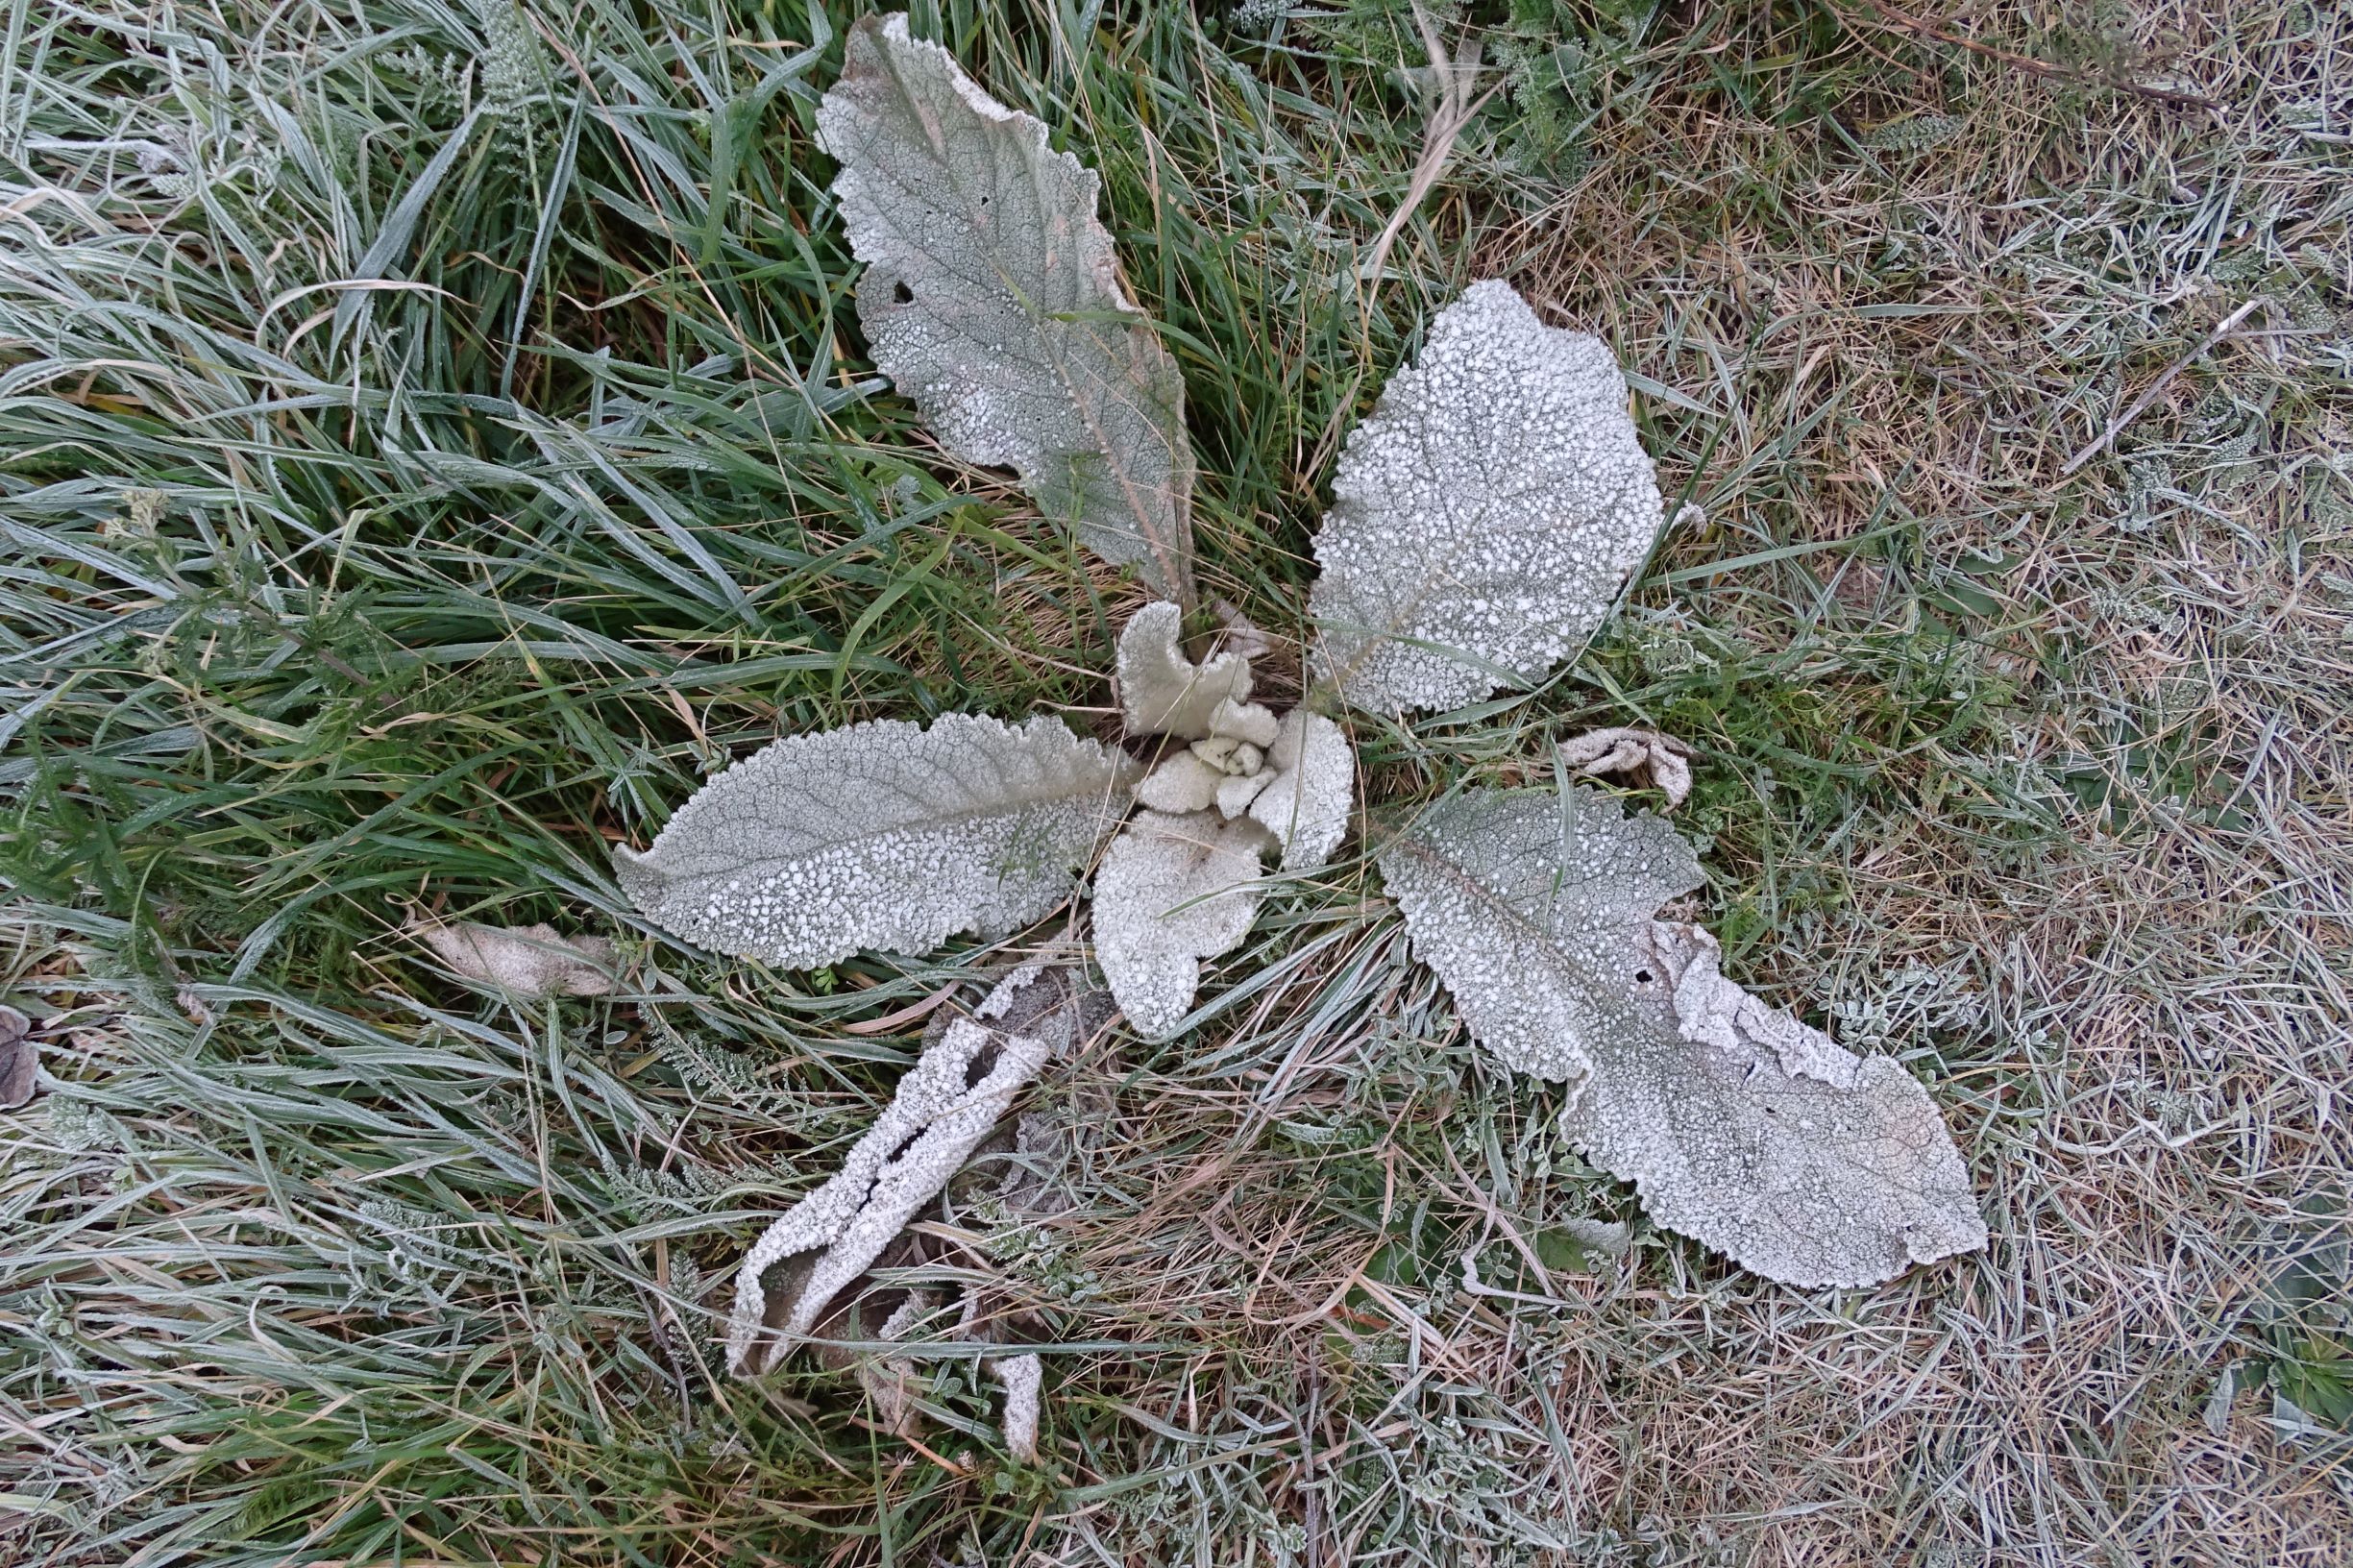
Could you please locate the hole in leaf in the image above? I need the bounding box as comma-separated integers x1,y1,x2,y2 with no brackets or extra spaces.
964,1042,1001,1090
892,281,914,305
1634,968,1654,985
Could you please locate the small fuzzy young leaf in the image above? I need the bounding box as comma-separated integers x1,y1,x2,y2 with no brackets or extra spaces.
1247,709,1356,871
728,1000,1054,1376
1115,600,1251,739
819,15,1197,603
1309,281,1666,712
1382,787,1982,1286
1092,809,1268,1040
409,919,619,998
616,715,1139,968
1138,750,1224,814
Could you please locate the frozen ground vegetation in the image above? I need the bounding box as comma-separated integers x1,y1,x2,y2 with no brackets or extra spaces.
608,17,1980,1433
0,2,2346,1565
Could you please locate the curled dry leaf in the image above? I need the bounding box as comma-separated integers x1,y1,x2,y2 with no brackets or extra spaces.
1092,809,1269,1040
1381,786,1984,1287
616,715,1138,968
1557,726,1695,809
1309,281,1667,713
819,14,1196,604
0,1004,36,1111
1115,600,1251,740
727,986,1059,1376
409,919,618,998
1213,598,1275,664
798,965,1100,1449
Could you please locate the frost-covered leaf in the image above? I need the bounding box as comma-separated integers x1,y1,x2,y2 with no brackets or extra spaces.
1092,809,1268,1040
408,918,619,998
1556,726,1695,809
1115,600,1250,739
1379,786,1698,1088
1570,919,1989,1286
1381,787,1983,1286
789,963,1100,1423
819,15,1196,602
1247,710,1356,870
727,988,1056,1375
616,715,1139,968
1309,281,1667,712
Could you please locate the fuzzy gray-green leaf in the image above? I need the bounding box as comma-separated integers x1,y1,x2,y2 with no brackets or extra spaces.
616,714,1140,968
1381,786,1984,1286
818,13,1197,604
1310,281,1666,712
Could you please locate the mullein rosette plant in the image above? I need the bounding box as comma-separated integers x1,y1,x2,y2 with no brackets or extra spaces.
599,15,1984,1453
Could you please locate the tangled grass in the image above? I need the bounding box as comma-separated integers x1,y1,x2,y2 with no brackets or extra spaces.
2,2,2347,1564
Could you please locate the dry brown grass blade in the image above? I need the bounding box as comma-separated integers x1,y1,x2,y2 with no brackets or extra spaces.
1358,4,1505,294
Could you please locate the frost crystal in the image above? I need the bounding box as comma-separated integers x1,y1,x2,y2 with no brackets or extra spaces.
1556,726,1695,809
727,1008,1055,1375
1092,809,1269,1040
408,918,619,998
1116,600,1251,739
819,15,1196,603
1247,709,1356,870
1309,281,1667,713
615,715,1139,968
1383,786,1983,1286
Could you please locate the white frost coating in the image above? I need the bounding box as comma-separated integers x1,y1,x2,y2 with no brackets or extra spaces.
1247,710,1356,871
1115,601,1251,738
614,714,1139,968
409,918,618,997
1383,786,1985,1287
726,1013,1053,1375
819,15,1196,603
1309,281,1667,713
1556,726,1694,809
989,1352,1043,1461
1092,810,1269,1040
